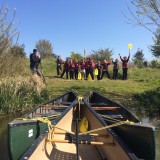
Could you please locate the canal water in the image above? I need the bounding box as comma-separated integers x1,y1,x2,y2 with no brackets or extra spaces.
0,114,160,160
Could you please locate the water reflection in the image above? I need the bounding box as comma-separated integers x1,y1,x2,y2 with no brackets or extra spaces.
155,127,160,160
0,115,18,160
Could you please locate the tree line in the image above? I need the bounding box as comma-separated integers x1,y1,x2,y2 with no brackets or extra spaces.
0,0,160,77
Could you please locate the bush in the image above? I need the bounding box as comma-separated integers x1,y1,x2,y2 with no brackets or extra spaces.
133,87,160,114
0,76,50,114
150,60,160,68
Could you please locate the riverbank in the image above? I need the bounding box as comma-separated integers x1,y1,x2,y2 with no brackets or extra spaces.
0,58,160,114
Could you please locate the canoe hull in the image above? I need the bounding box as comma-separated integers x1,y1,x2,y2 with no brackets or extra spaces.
8,91,77,160
85,91,156,160
20,100,138,160
105,121,155,160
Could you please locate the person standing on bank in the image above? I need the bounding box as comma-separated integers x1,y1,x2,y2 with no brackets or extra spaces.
95,60,102,80
112,59,119,80
101,60,111,80
30,49,42,78
88,59,95,80
74,59,79,80
61,59,69,79
56,55,62,76
119,52,130,80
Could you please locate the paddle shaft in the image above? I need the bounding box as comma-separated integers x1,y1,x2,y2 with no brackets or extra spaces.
76,118,79,160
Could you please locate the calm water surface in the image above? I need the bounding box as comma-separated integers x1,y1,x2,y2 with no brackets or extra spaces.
0,114,160,160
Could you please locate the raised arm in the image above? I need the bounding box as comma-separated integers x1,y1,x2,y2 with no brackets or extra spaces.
119,53,122,61
128,52,130,61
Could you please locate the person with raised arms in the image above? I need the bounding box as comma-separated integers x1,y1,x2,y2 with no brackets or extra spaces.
119,52,130,80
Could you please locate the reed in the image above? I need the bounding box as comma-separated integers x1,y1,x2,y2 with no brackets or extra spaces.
0,75,50,114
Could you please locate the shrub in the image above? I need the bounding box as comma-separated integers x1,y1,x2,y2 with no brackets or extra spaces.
0,76,50,114
133,87,160,114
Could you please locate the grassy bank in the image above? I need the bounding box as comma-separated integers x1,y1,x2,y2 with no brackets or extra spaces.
0,58,160,114
41,58,160,113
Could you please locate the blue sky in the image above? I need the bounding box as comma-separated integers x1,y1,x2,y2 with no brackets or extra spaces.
4,0,155,60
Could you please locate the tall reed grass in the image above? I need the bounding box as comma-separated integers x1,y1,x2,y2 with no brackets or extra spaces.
0,75,50,114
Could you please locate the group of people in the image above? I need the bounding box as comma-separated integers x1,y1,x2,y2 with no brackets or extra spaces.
56,53,130,80
29,48,130,81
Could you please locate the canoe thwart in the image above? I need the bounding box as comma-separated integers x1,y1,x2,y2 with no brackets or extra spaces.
53,131,109,137
47,133,112,146
47,139,114,146
41,105,68,110
92,107,121,111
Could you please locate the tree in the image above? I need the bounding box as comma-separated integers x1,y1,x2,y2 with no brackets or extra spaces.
71,52,83,61
151,29,160,58
90,48,113,62
9,44,26,58
0,1,18,57
0,1,23,77
35,39,53,58
132,49,145,67
126,0,160,35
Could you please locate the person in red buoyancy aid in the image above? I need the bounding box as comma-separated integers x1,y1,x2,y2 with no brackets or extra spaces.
80,59,86,80
74,59,79,80
88,59,95,80
69,59,75,79
61,59,69,79
101,60,111,80
95,61,102,80
112,59,119,80
119,53,130,80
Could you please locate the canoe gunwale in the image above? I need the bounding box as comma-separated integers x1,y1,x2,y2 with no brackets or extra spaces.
22,91,77,118
85,90,140,122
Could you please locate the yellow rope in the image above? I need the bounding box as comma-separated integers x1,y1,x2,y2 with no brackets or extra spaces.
78,121,128,135
16,113,60,121
99,114,136,124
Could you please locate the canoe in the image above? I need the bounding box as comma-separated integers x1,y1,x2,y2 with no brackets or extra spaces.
8,91,77,160
84,91,156,160
20,99,138,160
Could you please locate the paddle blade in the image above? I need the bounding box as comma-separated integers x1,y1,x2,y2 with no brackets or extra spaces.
128,43,133,50
95,68,98,76
79,117,88,133
78,72,82,80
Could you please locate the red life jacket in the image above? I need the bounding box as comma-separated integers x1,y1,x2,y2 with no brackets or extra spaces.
102,62,111,71
80,62,86,69
69,63,75,71
120,56,130,68
74,62,79,70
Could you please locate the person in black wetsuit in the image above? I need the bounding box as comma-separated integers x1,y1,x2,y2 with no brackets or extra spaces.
56,55,62,76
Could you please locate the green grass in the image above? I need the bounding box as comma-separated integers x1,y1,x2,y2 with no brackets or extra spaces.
0,58,160,114
41,58,160,113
